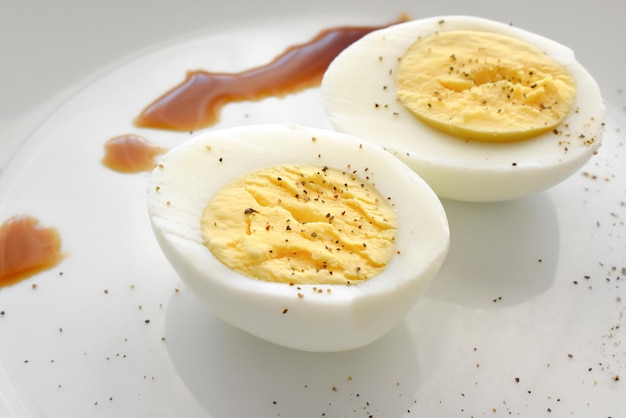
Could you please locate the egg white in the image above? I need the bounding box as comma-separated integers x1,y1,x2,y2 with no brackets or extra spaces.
321,15,605,202
147,124,449,352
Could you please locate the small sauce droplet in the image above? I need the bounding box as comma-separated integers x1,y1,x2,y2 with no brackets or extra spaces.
0,215,65,288
134,15,409,131
101,134,167,173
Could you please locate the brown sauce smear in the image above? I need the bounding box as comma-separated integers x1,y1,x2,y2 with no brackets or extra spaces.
134,15,409,132
0,215,65,288
102,134,167,173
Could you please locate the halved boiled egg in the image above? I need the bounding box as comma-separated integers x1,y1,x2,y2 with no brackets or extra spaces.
147,124,449,352
321,15,605,201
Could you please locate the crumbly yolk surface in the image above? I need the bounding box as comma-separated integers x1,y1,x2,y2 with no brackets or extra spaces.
396,30,576,142
201,164,397,285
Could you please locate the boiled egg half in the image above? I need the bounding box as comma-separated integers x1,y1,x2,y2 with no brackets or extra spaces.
147,124,449,352
321,16,605,201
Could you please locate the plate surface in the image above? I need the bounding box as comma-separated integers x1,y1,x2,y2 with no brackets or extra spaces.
1,1,625,417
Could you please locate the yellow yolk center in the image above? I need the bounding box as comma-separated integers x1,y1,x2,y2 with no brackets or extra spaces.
201,164,398,285
396,30,577,142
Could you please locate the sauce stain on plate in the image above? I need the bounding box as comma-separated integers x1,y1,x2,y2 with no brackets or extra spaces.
134,16,408,132
0,215,65,288
101,134,167,173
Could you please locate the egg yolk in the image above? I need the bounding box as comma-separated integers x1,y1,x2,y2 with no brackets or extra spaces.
201,164,398,285
396,30,576,142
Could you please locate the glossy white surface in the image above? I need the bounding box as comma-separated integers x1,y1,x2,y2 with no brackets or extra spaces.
1,1,625,417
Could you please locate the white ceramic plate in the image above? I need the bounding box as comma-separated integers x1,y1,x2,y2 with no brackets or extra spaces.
1,1,625,417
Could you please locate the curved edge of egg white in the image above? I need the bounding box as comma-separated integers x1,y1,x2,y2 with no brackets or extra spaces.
321,15,606,202
147,124,449,352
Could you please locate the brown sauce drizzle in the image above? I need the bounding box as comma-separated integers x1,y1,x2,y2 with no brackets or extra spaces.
102,134,167,173
0,215,65,288
134,15,409,132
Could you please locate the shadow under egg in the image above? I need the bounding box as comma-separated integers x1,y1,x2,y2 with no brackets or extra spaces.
426,192,560,308
164,289,422,418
